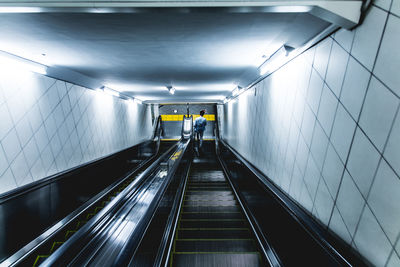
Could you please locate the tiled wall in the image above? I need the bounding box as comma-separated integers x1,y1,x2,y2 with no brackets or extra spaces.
0,70,153,195
220,3,400,266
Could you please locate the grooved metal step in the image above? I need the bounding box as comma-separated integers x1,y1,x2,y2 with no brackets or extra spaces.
178,229,252,239
175,240,257,252
172,253,262,267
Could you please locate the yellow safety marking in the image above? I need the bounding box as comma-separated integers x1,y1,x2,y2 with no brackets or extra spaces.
49,241,64,253
161,138,180,141
86,213,95,220
64,230,77,240
94,206,102,213
161,114,215,121
33,255,50,267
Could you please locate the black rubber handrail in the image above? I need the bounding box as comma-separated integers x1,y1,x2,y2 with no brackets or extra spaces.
215,136,281,267
154,146,193,267
114,140,191,266
40,141,179,266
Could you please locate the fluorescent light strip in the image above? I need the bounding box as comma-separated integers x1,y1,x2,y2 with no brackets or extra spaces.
0,51,48,75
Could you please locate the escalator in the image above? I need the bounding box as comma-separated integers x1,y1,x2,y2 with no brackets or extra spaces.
170,161,263,266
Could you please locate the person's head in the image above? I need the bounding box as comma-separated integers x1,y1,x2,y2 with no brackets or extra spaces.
200,110,205,116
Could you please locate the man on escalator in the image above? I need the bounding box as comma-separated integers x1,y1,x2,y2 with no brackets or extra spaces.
194,109,207,155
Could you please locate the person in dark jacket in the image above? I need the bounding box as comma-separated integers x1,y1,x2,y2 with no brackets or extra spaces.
194,110,207,149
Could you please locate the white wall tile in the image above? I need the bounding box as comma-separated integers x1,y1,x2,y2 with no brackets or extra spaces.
10,151,31,186
26,103,44,134
0,72,152,195
310,122,329,172
313,38,332,78
392,0,400,17
322,144,344,198
329,207,352,244
0,168,17,194
374,15,400,96
374,0,393,11
368,160,400,244
387,252,400,267
340,57,371,121
359,77,398,152
384,112,400,176
15,115,33,148
330,103,357,162
303,156,321,200
1,129,21,163
347,128,381,197
300,105,315,147
0,144,9,176
317,85,338,135
313,179,334,225
0,103,13,140
351,6,388,71
325,42,349,97
335,171,365,236
353,206,392,267
334,29,354,53
23,138,40,169
307,69,324,115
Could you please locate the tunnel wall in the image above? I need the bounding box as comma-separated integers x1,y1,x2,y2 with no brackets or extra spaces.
219,4,400,266
0,71,153,195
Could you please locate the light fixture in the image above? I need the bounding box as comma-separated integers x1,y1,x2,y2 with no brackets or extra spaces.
103,87,120,97
166,86,176,95
259,45,295,76
0,51,47,75
232,86,243,97
133,98,143,105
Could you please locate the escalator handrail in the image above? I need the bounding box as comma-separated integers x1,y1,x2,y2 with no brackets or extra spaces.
40,141,180,266
219,139,358,266
153,144,193,267
113,139,191,266
5,148,158,267
216,142,282,267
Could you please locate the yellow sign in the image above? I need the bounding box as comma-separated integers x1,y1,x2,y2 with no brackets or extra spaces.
161,114,215,121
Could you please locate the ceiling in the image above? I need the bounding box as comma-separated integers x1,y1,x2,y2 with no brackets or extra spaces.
0,2,362,103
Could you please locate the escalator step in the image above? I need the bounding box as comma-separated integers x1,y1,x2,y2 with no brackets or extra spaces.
172,253,262,267
185,194,235,201
181,212,242,220
187,188,230,191
178,229,251,239
185,191,233,196
184,200,237,207
183,206,241,213
189,182,228,186
179,219,246,229
175,240,257,252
